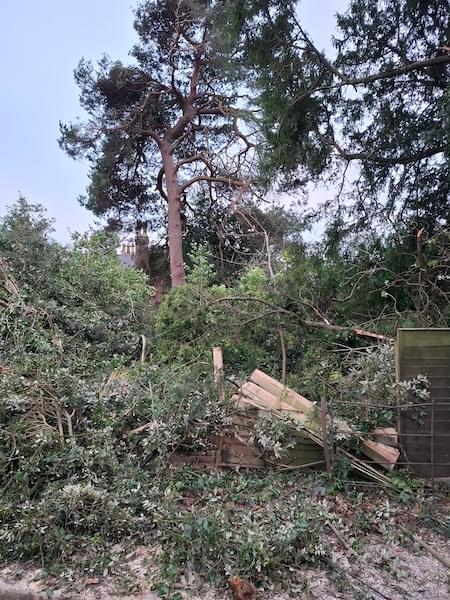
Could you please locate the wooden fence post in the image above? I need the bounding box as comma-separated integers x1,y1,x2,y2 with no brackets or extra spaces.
213,347,224,402
213,347,225,469
321,397,333,476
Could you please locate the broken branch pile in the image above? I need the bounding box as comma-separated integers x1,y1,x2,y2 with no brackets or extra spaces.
233,369,400,484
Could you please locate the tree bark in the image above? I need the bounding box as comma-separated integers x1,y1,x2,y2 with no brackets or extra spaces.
162,145,186,287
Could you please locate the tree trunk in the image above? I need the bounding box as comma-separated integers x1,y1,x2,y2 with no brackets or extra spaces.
163,147,186,287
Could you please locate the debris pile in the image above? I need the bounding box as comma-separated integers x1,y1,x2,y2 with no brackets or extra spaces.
174,359,400,485
233,369,400,483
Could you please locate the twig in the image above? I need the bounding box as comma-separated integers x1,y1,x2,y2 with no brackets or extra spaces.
326,521,355,555
140,334,147,363
278,326,287,385
65,410,75,441
320,397,332,475
56,409,64,444
322,557,393,600
399,526,450,570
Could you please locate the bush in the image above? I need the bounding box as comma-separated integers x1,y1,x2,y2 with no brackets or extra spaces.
0,201,230,566
150,470,327,586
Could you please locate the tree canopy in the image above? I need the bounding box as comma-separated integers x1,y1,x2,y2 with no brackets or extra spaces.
60,0,449,284
60,0,255,287
230,0,450,235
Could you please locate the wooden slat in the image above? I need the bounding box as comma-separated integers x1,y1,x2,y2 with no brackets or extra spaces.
361,439,400,471
232,409,321,450
241,381,281,410
213,347,224,402
372,427,398,447
250,369,314,413
222,444,261,460
238,386,307,424
242,381,309,422
241,376,399,471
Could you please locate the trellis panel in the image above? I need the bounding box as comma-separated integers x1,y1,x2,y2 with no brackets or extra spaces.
396,328,450,478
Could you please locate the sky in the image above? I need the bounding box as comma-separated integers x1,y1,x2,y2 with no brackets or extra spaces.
0,0,348,242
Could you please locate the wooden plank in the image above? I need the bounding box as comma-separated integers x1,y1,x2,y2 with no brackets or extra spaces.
287,448,325,462
232,409,319,448
231,411,259,426
222,446,263,466
372,427,398,447
241,381,282,410
212,347,225,469
213,347,224,402
232,430,252,441
250,369,314,413
211,433,252,446
234,414,322,452
226,430,323,468
170,452,265,469
362,439,400,471
237,396,321,453
170,453,215,466
238,386,308,424
222,444,261,460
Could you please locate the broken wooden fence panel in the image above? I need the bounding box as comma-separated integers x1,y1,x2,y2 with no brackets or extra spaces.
236,370,399,482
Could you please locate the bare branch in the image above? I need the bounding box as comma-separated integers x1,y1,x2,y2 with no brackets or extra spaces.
179,175,250,195
210,296,390,341
321,134,446,165
175,154,212,172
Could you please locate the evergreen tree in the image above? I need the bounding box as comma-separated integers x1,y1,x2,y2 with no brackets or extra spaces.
231,0,450,234
60,0,254,287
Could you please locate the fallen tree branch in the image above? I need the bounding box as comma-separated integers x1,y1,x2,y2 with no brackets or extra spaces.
400,526,450,570
326,521,356,556
211,296,390,341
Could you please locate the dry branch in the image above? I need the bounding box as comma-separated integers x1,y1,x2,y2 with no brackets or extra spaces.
210,296,390,341
400,527,450,570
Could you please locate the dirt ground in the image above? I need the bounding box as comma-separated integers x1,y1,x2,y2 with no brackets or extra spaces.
1,526,449,600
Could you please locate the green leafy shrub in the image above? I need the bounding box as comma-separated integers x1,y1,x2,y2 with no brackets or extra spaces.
0,201,230,565
151,470,327,586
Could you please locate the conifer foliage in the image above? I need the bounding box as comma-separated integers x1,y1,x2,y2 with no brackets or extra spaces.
60,0,254,287
231,0,450,231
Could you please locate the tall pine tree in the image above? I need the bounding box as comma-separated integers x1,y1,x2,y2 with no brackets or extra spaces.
60,0,255,287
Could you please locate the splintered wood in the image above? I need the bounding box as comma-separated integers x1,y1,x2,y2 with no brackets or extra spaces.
172,357,399,483
234,369,400,481
172,407,324,471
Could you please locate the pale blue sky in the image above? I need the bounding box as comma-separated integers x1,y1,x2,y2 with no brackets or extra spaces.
0,1,347,241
